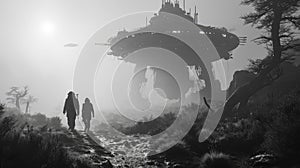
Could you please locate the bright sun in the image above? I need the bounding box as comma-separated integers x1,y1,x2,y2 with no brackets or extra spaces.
40,21,55,36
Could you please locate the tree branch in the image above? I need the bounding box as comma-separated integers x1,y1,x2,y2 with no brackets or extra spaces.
282,16,300,27
253,35,272,41
19,86,29,98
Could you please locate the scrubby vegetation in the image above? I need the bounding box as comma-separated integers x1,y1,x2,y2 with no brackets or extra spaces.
201,152,235,168
189,89,300,167
0,105,94,168
25,113,62,130
120,112,177,135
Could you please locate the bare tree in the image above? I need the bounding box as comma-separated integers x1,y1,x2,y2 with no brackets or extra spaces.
223,0,300,115
6,86,29,111
22,95,38,113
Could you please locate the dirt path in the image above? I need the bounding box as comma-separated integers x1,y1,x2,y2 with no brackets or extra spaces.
61,129,195,168
61,129,170,167
92,130,195,168
60,129,114,168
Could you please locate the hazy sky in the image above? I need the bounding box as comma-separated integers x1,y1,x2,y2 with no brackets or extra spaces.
0,0,267,118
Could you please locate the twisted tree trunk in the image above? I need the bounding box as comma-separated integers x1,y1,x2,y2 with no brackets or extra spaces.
25,102,30,113
223,59,282,118
222,1,284,118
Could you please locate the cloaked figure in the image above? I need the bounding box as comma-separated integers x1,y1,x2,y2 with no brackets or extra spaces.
63,91,79,131
82,98,94,132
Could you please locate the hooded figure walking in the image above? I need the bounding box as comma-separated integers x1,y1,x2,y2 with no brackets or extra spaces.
82,98,94,132
63,91,79,131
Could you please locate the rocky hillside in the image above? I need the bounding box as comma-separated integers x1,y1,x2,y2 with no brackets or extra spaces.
227,62,300,103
